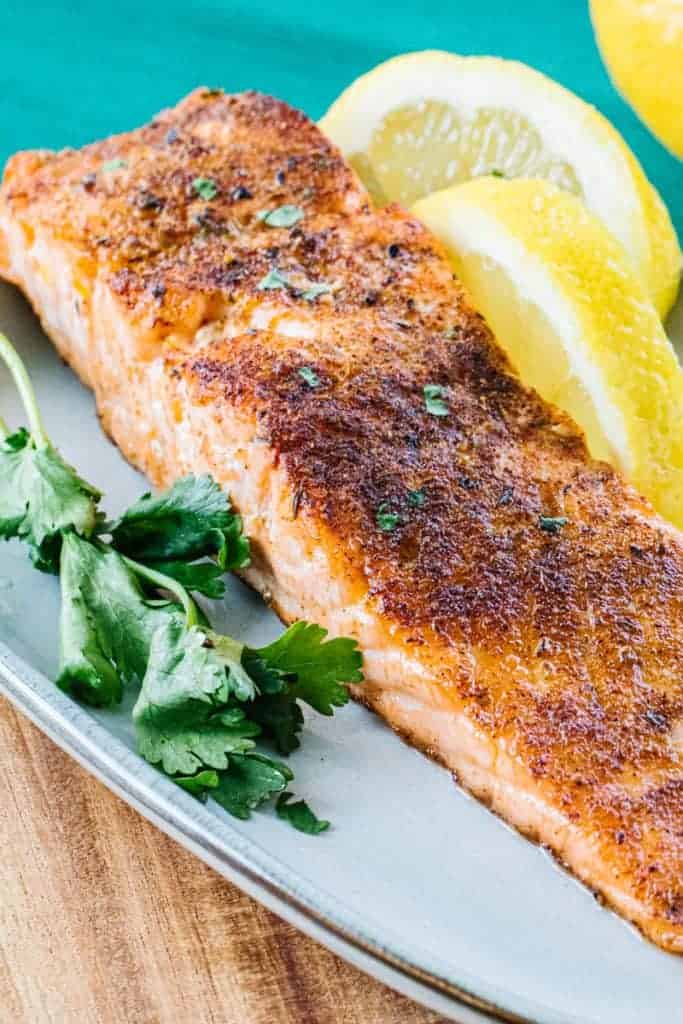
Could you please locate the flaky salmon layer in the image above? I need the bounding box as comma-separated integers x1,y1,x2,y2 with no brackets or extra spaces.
1,89,682,953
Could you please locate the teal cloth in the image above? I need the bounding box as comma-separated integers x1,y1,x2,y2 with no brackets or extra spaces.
0,0,680,242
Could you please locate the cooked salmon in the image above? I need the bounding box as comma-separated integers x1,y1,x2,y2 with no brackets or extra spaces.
1,89,682,953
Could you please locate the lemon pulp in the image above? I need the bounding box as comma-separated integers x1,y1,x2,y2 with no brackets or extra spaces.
321,51,681,318
413,177,683,528
364,102,581,208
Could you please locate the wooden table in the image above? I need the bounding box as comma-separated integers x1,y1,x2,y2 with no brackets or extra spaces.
0,698,446,1024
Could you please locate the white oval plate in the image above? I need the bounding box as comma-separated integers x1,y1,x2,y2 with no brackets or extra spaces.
1,280,681,1024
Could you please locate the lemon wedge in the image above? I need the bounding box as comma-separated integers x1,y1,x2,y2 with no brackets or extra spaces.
591,0,683,159
320,51,681,318
412,177,683,529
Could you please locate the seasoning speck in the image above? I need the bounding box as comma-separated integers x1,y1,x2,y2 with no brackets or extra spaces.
387,243,401,258
407,489,426,508
81,173,97,192
137,191,163,212
645,709,667,731
231,185,252,201
165,127,179,144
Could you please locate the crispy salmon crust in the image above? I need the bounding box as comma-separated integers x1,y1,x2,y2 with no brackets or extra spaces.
1,89,682,952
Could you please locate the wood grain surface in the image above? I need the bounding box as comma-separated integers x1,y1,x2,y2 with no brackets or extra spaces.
0,696,447,1024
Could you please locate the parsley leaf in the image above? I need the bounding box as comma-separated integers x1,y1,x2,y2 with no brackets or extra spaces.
175,769,220,799
257,205,304,228
0,429,101,572
133,617,261,775
0,330,363,834
247,621,362,716
376,502,400,532
423,384,449,417
257,268,291,291
145,558,227,598
276,792,330,834
57,532,173,706
111,474,249,571
193,176,218,200
539,515,569,534
101,158,127,172
298,366,320,389
247,692,304,754
301,282,332,301
212,753,292,819
256,268,332,301
240,647,305,753
407,488,426,508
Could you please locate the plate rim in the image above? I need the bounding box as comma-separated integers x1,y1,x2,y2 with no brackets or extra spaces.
0,638,559,1024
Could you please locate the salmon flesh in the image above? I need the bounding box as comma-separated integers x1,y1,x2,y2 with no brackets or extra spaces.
1,89,682,953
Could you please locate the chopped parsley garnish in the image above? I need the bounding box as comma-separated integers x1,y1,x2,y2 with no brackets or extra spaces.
301,282,332,301
423,383,449,417
257,204,304,228
257,268,291,291
257,268,332,302
407,489,426,508
298,366,321,388
0,330,364,832
490,169,505,178
539,515,569,534
101,158,127,172
192,176,218,201
376,502,400,532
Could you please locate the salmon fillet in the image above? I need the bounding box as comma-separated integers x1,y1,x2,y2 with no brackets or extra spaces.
1,89,682,954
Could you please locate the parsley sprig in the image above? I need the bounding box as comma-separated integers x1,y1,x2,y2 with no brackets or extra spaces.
0,331,363,831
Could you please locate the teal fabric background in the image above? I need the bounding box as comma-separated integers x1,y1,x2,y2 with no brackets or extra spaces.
0,0,680,240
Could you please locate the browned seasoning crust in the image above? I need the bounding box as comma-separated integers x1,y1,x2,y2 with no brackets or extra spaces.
1,88,682,949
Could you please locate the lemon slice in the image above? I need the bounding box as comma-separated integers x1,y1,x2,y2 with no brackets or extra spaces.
320,51,681,318
591,0,683,159
412,177,683,529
